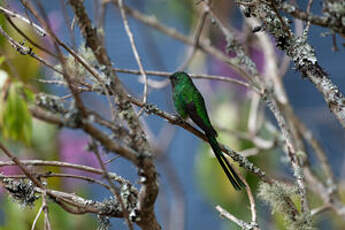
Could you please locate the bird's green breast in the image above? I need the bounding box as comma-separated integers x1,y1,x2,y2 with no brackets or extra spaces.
173,82,209,123
172,83,191,119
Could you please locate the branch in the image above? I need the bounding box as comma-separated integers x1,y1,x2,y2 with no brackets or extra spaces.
246,0,345,129
0,5,46,36
216,205,259,230
117,0,148,116
178,10,208,71
91,141,134,230
0,173,112,191
0,141,127,218
281,2,345,38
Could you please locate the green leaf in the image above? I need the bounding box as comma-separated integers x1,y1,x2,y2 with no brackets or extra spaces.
23,87,35,103
1,82,33,145
0,56,5,66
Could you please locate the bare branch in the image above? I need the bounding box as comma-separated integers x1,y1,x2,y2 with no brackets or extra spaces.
117,0,148,117
91,141,134,230
216,205,259,230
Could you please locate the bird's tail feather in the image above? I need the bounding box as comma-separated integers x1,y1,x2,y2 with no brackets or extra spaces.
208,135,245,190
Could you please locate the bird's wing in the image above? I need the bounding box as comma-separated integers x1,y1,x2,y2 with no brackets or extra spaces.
185,101,217,137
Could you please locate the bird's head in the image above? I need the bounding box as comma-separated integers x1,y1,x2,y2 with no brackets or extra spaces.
169,71,191,87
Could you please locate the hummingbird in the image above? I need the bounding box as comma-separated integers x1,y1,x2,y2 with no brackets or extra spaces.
169,71,244,190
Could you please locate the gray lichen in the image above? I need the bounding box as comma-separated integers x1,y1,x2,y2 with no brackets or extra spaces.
53,44,105,83
245,0,318,71
97,215,111,230
323,1,345,34
63,106,83,128
101,197,122,216
224,146,266,178
2,178,39,207
258,182,313,230
99,182,138,219
120,182,138,211
287,36,317,68
36,93,66,114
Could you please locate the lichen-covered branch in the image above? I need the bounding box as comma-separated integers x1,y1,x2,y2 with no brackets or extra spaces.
281,2,345,38
240,0,345,129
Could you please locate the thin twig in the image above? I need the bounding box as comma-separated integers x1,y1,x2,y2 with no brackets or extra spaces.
5,15,57,58
31,204,44,230
104,155,121,164
311,204,332,217
42,183,52,230
0,141,44,188
178,10,208,71
0,160,132,185
59,0,77,50
117,0,148,117
0,5,46,36
247,93,262,134
304,0,314,34
216,205,259,230
239,171,258,224
267,0,292,37
112,67,253,90
0,24,60,74
92,141,134,230
280,2,345,38
294,117,335,188
32,187,129,217
0,173,112,191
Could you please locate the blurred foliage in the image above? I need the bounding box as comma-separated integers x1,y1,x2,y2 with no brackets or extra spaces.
31,119,58,159
0,13,47,145
148,0,196,30
0,80,33,145
0,17,44,82
0,57,4,66
0,195,97,230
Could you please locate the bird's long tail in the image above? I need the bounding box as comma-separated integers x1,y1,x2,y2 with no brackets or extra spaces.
207,135,245,190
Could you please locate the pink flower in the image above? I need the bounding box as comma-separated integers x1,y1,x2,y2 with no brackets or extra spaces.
59,130,101,190
210,39,265,94
0,158,21,195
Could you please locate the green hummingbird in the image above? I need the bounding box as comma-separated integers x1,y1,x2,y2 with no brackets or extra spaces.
170,71,244,190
